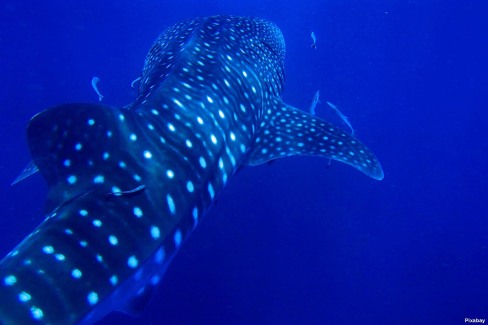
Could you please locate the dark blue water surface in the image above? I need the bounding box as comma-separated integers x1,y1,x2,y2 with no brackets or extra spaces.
1,1,487,324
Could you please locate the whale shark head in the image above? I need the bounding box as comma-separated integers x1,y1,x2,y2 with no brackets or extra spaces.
0,15,383,324
135,16,286,106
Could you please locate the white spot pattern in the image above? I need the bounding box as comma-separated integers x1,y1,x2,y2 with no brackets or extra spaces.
87,292,99,305
150,226,160,239
167,194,176,214
19,291,32,302
72,269,82,279
128,256,139,268
4,275,16,286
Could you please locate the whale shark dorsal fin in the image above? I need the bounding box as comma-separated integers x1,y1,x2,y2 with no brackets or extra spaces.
244,99,384,180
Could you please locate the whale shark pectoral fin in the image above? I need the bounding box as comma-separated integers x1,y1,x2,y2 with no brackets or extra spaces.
27,103,117,185
26,103,138,212
244,99,384,180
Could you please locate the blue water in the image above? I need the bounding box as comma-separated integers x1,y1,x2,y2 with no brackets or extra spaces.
1,1,487,324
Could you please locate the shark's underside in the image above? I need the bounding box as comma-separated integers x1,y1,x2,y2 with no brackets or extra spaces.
0,15,383,324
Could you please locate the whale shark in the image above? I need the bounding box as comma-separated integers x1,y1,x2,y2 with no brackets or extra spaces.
0,15,383,324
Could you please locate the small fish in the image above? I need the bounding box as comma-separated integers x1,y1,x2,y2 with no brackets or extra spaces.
105,184,146,199
131,77,141,89
326,101,355,136
91,76,103,101
310,31,317,49
309,90,320,115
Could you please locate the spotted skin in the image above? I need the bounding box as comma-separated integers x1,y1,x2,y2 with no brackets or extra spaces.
0,15,383,324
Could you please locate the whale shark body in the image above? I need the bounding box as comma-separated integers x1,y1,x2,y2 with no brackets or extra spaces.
0,16,383,324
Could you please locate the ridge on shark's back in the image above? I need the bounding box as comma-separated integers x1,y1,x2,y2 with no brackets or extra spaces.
0,15,383,324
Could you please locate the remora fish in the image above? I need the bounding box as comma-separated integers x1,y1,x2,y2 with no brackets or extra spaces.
91,77,103,102
311,31,317,49
0,15,383,324
309,90,320,115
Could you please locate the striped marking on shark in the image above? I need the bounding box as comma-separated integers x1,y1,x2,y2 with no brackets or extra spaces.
0,15,383,324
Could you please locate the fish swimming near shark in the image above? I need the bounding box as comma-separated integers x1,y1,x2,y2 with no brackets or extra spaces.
310,31,317,49
309,90,320,115
0,15,383,324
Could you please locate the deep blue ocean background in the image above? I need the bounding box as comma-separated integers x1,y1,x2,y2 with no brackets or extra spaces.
1,1,487,324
